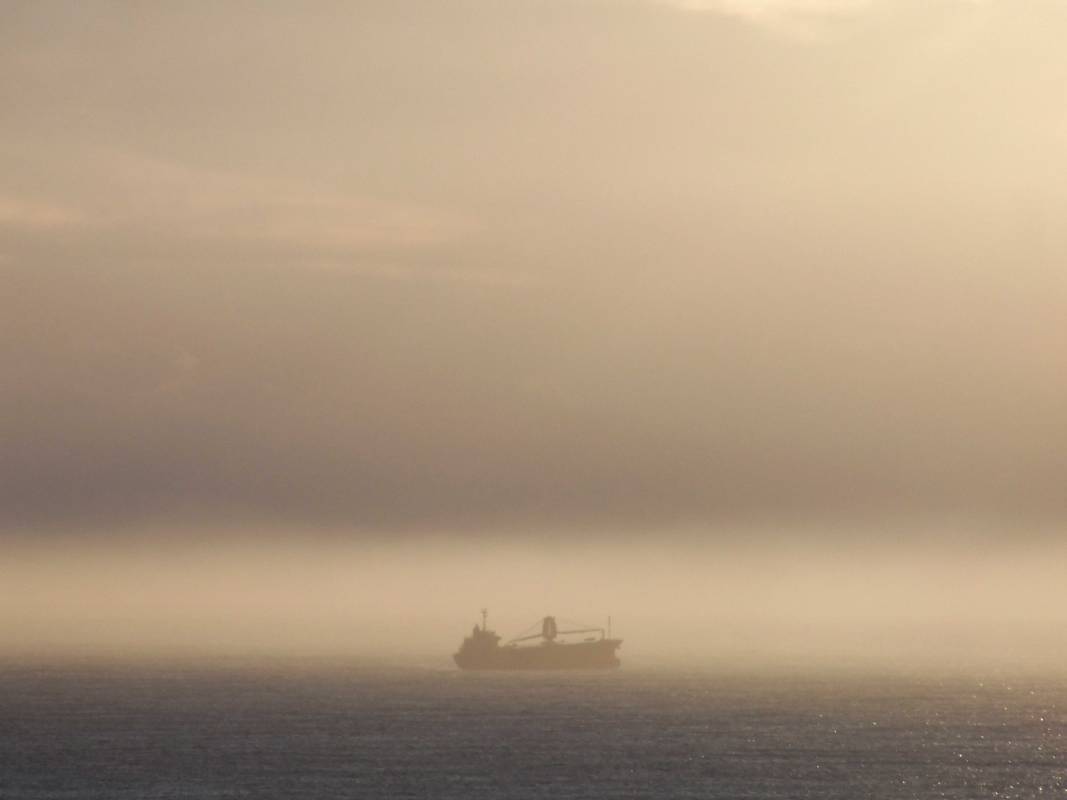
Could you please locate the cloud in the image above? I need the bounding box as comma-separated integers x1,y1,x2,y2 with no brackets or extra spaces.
2,0,1065,537
304,259,538,288
662,0,871,13
0,194,87,231
97,152,477,251
2,149,478,256
654,0,876,40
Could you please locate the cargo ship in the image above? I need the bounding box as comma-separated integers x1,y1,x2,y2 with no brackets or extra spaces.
454,610,622,670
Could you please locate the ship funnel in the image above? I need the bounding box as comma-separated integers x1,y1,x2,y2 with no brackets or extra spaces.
542,616,558,641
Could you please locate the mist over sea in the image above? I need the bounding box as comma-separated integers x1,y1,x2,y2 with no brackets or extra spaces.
3,660,1064,799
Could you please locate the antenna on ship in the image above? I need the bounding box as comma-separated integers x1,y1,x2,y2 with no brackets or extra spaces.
608,616,612,640
481,608,488,632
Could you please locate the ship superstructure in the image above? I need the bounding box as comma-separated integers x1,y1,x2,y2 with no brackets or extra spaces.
453,610,622,670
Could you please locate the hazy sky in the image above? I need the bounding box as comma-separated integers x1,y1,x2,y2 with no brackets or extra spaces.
3,0,1066,537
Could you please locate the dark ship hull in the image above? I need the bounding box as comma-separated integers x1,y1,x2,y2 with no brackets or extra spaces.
454,612,622,671
454,638,622,670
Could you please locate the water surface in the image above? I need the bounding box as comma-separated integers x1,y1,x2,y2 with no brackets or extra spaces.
2,661,1064,798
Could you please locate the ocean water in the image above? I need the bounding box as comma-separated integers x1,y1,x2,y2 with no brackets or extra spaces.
2,660,1065,799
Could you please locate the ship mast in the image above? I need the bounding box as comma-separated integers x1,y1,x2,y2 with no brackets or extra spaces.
481,608,488,632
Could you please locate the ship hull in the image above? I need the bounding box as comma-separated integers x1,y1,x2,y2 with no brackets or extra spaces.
454,638,622,670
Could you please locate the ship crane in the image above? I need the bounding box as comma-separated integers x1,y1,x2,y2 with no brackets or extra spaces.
506,616,606,644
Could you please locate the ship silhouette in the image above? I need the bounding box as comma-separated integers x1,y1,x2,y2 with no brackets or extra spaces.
454,610,622,670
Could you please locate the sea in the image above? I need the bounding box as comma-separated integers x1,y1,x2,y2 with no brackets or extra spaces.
2,659,1064,799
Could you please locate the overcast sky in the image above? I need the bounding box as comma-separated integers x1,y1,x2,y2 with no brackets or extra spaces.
2,0,1065,537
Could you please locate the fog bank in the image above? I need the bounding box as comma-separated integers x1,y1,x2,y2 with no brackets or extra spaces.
4,530,1066,672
